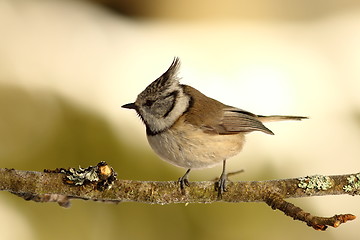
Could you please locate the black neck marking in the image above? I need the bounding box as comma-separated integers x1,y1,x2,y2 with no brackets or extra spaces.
162,91,179,118
146,87,192,136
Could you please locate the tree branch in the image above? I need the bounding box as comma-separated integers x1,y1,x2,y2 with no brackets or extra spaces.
0,162,358,230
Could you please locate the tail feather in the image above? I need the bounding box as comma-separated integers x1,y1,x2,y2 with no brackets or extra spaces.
257,115,308,123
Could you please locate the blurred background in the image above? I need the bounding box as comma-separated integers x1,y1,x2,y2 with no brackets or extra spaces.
1,0,360,239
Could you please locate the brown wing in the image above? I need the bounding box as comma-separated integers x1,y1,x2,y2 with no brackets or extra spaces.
181,85,274,135
215,108,274,135
198,107,274,135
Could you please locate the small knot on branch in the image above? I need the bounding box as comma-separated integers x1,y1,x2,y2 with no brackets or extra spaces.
45,161,117,190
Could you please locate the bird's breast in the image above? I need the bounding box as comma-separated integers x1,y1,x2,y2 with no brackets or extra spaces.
147,121,245,169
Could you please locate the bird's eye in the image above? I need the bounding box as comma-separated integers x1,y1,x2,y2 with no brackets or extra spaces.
144,100,155,107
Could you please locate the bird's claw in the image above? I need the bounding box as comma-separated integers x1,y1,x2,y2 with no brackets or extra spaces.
215,173,228,198
178,176,190,190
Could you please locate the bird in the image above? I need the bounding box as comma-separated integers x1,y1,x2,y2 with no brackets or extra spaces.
122,57,307,197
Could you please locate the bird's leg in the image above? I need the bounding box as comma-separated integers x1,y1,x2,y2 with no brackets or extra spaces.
178,169,191,191
215,160,228,198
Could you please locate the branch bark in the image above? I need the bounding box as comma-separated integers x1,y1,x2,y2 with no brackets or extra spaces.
0,163,358,230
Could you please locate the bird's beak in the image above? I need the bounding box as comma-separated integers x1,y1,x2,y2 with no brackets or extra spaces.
122,103,137,110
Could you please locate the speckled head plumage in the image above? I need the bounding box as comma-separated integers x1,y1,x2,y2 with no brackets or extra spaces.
122,57,191,135
141,57,181,95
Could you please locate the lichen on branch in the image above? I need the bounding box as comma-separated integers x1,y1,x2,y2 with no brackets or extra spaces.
0,162,358,230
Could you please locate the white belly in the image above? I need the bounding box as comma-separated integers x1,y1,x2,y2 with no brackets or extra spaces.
147,123,245,169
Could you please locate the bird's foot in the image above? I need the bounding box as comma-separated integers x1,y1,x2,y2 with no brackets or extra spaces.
215,172,228,198
177,169,191,194
178,175,190,190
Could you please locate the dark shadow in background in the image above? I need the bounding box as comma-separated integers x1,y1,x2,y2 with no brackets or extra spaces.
0,83,158,178
90,0,360,21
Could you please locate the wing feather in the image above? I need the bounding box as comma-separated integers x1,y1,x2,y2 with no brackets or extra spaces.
181,86,274,135
218,108,274,135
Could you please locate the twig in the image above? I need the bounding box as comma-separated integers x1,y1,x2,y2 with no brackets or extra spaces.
0,163,359,230
264,192,355,230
